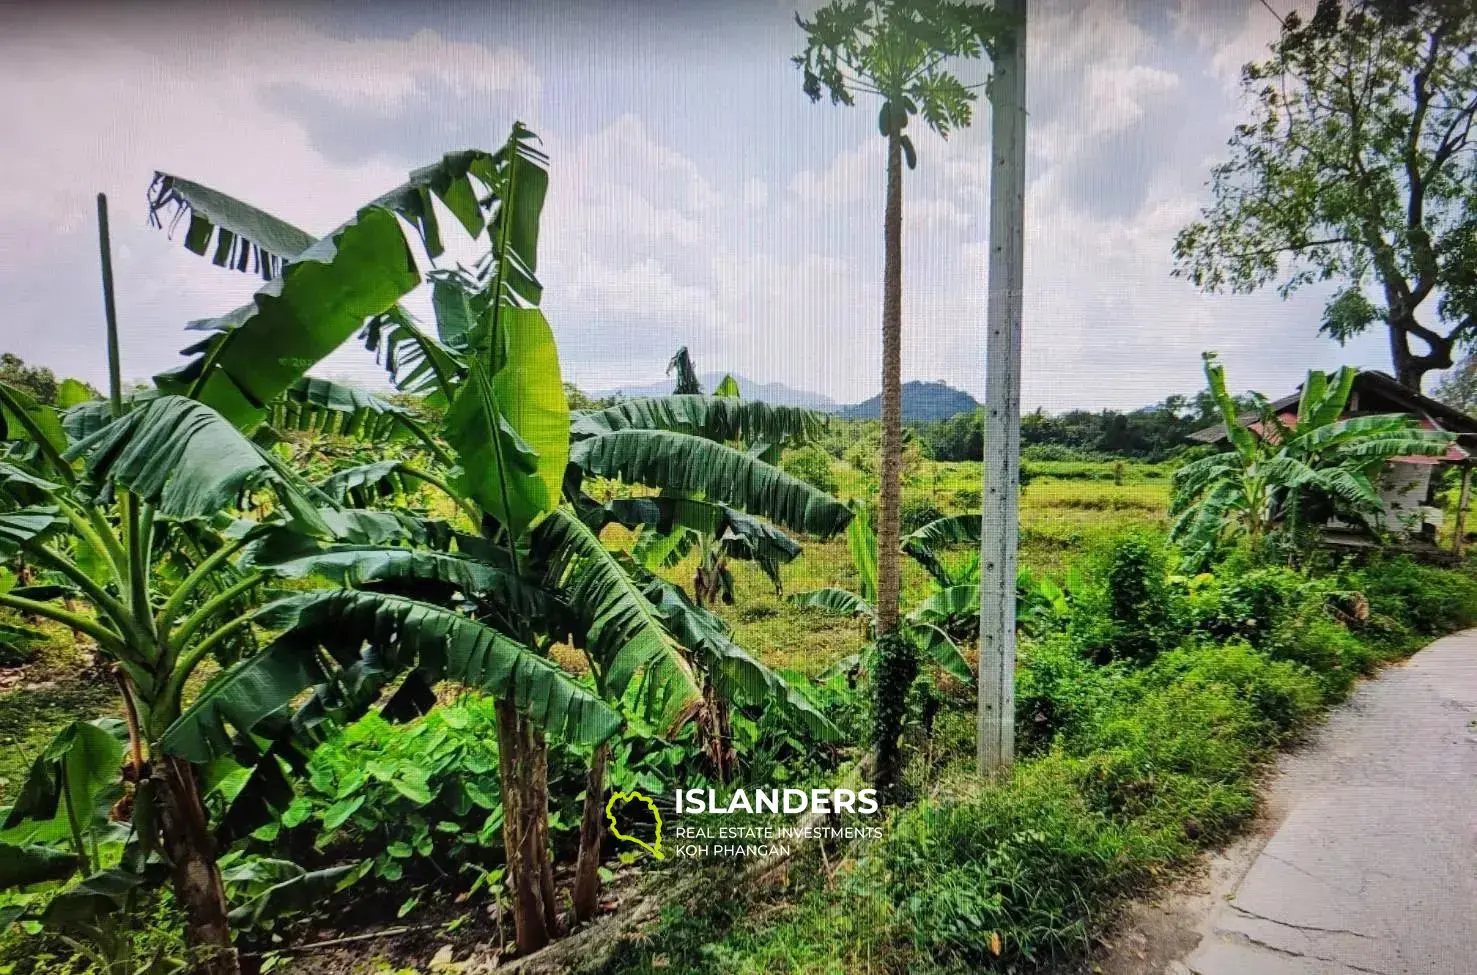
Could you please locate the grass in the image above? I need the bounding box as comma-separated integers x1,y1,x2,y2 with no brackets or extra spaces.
13,446,1472,974
590,454,1477,974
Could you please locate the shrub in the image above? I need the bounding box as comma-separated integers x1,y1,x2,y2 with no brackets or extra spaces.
1014,635,1119,753
1140,643,1323,749
952,486,982,510
782,445,838,495
254,696,540,897
1091,534,1173,663
883,754,1175,968
899,497,945,535
1345,557,1477,636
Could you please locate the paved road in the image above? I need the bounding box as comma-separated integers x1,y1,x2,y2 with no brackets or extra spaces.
1182,630,1477,975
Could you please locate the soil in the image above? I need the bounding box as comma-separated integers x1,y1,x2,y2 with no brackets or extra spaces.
253,862,648,975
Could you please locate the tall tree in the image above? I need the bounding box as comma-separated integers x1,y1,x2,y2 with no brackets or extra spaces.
793,0,1002,787
1174,0,1477,391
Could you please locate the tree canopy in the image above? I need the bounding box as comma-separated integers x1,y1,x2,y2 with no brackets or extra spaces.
1173,0,1477,391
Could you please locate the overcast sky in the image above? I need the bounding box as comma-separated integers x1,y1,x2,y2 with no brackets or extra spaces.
0,0,1404,411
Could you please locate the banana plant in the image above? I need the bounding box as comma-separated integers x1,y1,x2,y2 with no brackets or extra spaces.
564,368,850,780
0,719,163,975
576,351,836,606
0,125,595,974
788,504,975,685
153,125,843,953
1171,354,1456,570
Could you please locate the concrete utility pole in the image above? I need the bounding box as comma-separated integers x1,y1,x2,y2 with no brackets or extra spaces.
978,0,1027,776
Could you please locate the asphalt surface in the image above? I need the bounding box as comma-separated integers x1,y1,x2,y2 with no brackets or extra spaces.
1180,630,1477,975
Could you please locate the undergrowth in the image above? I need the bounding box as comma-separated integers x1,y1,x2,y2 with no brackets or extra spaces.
596,544,1477,974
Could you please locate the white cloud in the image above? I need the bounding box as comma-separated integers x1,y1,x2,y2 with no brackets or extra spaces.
787,139,885,205
0,0,1403,410
743,178,770,209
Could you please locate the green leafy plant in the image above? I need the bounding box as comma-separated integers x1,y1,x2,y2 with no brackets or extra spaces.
1170,354,1454,569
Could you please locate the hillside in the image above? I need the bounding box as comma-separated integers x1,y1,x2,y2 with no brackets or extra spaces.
839,381,981,421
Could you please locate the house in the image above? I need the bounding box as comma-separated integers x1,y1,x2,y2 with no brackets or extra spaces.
1188,370,1477,554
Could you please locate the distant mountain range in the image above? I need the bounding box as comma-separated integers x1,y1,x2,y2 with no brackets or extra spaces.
593,373,838,410
590,375,981,422
838,381,982,422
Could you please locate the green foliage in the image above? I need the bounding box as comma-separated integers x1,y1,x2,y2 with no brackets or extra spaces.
780,445,837,495
881,636,1322,968
794,0,1006,151
1101,534,1171,662
150,138,540,429
1344,556,1477,636
254,696,521,894
1171,355,1454,568
666,347,702,395
898,497,944,535
0,355,85,409
1172,1,1477,386
870,631,918,794
571,430,852,538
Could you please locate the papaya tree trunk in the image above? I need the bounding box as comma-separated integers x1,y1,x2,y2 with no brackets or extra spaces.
155,757,239,975
571,742,609,924
876,126,905,634
496,700,552,954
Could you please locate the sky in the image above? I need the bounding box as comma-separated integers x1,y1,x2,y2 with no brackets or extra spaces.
0,0,1407,412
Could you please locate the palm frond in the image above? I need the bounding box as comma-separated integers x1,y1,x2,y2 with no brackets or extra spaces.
571,430,851,537
571,396,827,447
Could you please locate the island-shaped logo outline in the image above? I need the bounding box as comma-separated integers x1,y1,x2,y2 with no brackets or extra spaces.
605,790,664,860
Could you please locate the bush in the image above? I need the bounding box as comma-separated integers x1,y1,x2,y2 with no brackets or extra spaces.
1186,564,1302,646
253,696,542,897
899,497,945,535
1014,635,1119,752
1345,557,1477,636
1088,534,1173,663
782,445,838,495
951,486,982,510
883,754,1176,967
1267,607,1374,700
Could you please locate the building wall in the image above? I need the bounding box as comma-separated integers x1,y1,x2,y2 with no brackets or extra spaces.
1379,462,1436,536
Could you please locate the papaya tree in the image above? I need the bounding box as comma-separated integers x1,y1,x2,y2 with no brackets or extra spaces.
793,0,1006,792
148,126,846,952
789,504,973,790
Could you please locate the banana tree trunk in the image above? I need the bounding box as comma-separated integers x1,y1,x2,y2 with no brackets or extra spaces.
530,727,561,939
700,681,735,784
496,700,554,954
876,126,905,634
571,742,609,924
155,757,239,975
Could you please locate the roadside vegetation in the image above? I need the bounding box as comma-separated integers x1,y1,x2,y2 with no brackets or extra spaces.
5,0,1477,971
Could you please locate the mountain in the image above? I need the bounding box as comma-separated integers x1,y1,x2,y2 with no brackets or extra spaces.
839,381,981,422
592,372,837,409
